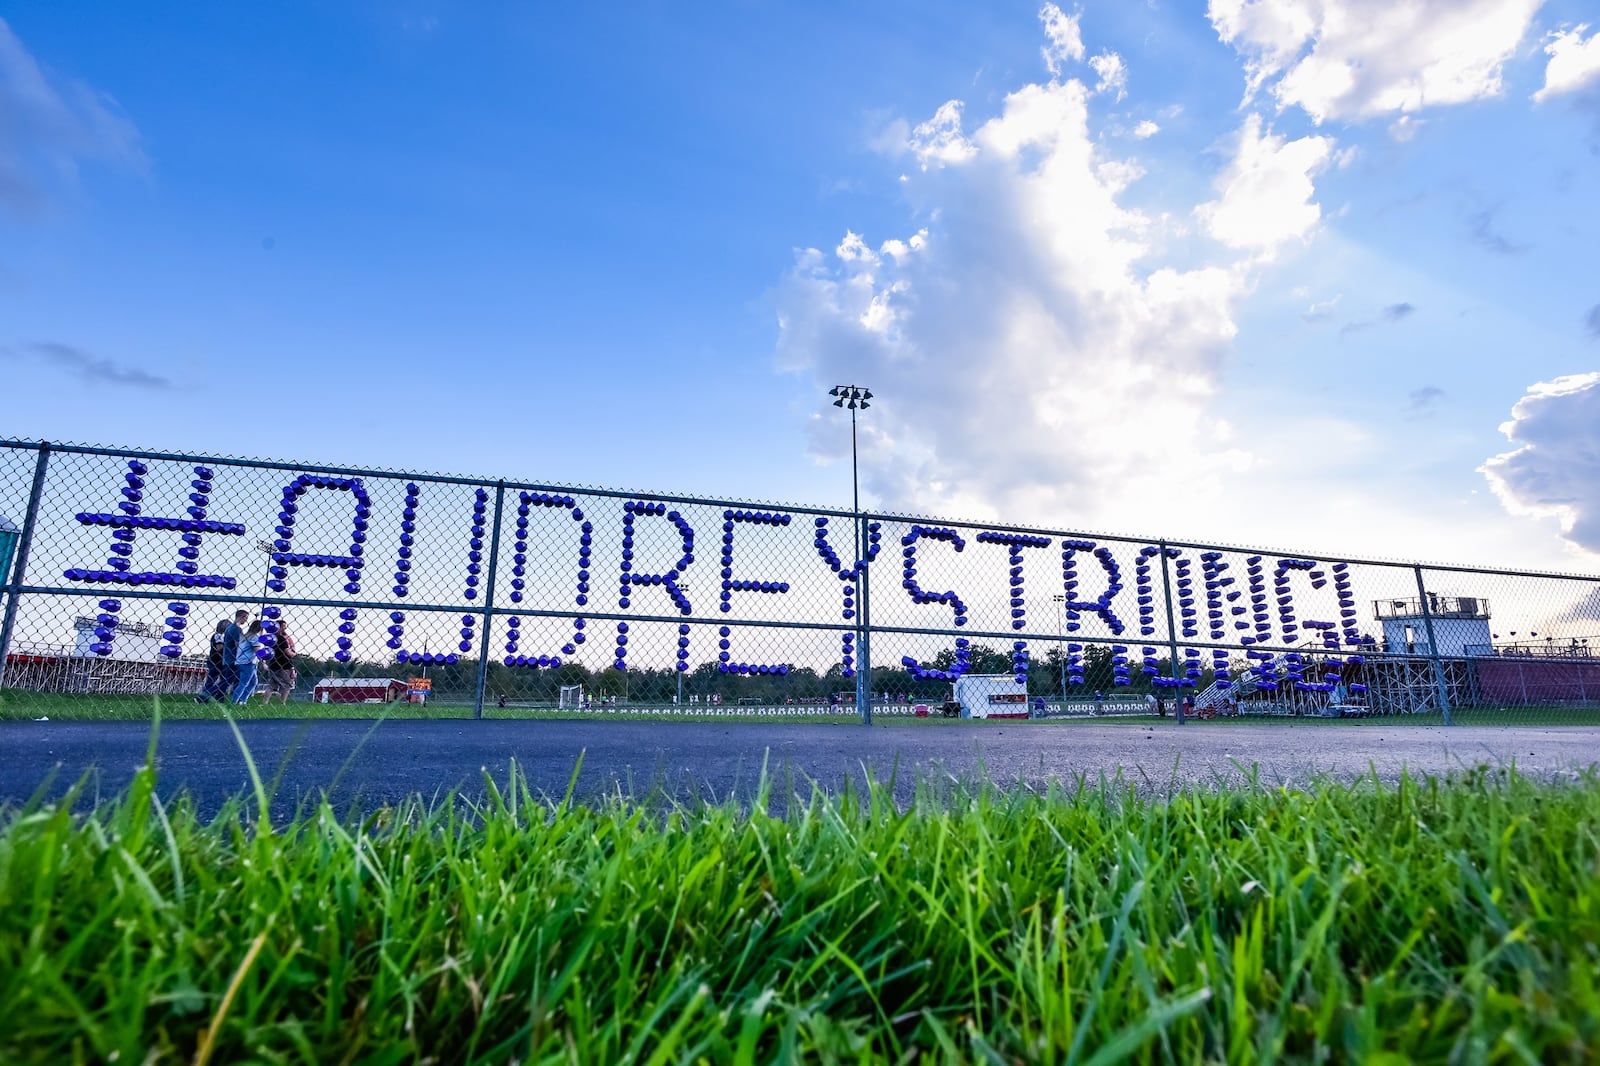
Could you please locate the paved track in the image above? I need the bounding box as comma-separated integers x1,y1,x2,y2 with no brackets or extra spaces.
2,718,1597,816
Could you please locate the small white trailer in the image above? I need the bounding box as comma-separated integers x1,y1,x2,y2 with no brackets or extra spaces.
952,673,1031,719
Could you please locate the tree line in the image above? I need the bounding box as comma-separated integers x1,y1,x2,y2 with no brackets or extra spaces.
285,643,1230,705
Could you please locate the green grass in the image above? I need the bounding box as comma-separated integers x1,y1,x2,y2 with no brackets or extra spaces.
7,689,1600,728
0,690,476,721
0,690,874,724
1,722,1597,1064
1375,706,1600,727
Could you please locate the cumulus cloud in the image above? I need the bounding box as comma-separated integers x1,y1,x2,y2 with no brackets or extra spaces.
906,101,978,169
1088,52,1128,100
1196,113,1335,258
1208,0,1541,123
0,17,142,215
1039,3,1085,75
0,342,171,389
773,11,1344,533
1481,373,1600,555
1533,24,1600,103
1132,119,1161,138
835,231,876,264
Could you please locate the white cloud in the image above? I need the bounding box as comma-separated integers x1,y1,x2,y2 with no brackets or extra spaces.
835,231,877,264
907,100,977,169
1302,295,1341,322
769,6,1594,568
1088,52,1128,100
1388,115,1424,141
1132,119,1161,138
1208,0,1541,123
879,230,928,263
1039,3,1085,76
768,5,1600,571
1533,24,1600,103
0,17,143,215
1196,114,1335,257
1481,373,1600,555
774,23,1299,535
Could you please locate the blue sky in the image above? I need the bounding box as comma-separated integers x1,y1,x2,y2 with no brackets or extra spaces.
3,0,1599,571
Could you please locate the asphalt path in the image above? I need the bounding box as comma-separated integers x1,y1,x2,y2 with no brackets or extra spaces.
2,718,1597,817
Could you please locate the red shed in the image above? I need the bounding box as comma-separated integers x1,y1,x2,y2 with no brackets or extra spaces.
312,677,407,704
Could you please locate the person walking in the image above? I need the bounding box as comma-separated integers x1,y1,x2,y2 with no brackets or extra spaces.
219,609,249,701
231,620,265,703
261,622,297,704
195,620,231,703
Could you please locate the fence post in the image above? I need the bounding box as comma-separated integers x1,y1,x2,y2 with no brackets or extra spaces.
857,513,873,725
1159,540,1184,725
0,442,50,693
1412,566,1452,725
472,481,506,720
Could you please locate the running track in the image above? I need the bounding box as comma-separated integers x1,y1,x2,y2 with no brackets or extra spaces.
1,719,1596,817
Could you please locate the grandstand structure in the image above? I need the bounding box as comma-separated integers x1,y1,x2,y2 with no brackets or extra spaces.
1199,593,1598,716
3,620,207,696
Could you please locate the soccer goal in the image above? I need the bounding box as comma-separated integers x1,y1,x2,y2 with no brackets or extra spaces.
558,685,586,710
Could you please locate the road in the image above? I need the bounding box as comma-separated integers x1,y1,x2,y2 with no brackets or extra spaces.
2,718,1596,817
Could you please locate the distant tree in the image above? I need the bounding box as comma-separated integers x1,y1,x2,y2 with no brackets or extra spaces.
592,667,628,699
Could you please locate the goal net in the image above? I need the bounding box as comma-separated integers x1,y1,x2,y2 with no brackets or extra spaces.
558,685,586,710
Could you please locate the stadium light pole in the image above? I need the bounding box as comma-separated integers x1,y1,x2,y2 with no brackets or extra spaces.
828,385,872,725
255,538,274,614
1052,593,1068,708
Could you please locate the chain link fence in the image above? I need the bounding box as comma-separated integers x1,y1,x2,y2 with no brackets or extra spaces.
2,439,1597,724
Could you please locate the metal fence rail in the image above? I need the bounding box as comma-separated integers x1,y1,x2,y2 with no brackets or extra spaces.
3,438,1598,725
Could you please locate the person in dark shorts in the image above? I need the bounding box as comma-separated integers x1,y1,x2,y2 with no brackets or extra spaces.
261,622,297,704
196,620,231,702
